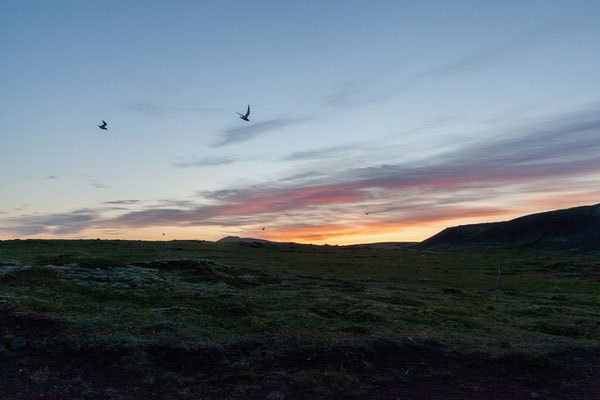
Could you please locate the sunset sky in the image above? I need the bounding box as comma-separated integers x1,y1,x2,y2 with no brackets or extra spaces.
2,1,600,244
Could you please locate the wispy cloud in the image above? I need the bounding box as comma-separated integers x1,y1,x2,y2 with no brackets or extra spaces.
80,174,107,189
172,155,237,168
13,204,30,212
325,18,583,108
281,144,363,161
0,209,98,236
103,200,141,205
212,117,307,147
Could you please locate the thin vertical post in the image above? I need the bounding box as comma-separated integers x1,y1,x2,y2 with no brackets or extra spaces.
497,259,502,291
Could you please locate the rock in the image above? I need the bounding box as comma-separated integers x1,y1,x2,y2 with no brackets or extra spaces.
10,337,26,350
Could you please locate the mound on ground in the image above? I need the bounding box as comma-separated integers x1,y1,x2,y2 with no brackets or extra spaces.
420,203,600,252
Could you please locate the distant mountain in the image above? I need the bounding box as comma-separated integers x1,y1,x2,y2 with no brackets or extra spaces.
217,236,272,244
420,203,600,252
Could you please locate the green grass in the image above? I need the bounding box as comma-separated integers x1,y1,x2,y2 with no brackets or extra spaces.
1,239,599,398
1,239,598,350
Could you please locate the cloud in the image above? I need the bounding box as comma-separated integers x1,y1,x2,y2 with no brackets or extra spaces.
0,209,98,236
281,144,363,161
3,104,600,242
172,155,237,168
523,189,600,211
325,18,582,108
80,174,107,189
212,117,307,147
103,200,141,205
13,204,29,212
151,199,199,208
203,105,600,227
109,208,208,228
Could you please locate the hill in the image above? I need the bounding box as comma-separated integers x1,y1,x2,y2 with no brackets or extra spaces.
420,203,600,252
216,235,272,244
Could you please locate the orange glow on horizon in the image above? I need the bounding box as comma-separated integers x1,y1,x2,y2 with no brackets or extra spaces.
260,207,524,244
2,194,597,245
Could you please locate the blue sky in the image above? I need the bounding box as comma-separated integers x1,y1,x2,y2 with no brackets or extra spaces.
2,1,600,243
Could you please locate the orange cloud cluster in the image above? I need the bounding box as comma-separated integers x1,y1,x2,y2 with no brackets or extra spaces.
218,184,365,216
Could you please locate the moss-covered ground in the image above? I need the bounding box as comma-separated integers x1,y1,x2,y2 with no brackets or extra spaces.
1,239,598,399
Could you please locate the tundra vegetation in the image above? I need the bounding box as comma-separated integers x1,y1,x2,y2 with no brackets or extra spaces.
1,239,599,399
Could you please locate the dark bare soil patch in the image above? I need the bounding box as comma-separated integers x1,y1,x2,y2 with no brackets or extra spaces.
1,308,599,399
0,308,66,350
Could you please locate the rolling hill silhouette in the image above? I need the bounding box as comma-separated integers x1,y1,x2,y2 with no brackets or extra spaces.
217,236,272,244
420,203,600,252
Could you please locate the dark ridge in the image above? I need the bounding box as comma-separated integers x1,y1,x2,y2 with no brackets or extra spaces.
420,203,600,252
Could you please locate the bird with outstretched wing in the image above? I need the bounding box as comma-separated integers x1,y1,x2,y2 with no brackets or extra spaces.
237,105,250,121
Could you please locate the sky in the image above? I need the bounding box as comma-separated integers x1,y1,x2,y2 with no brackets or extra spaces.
1,1,600,244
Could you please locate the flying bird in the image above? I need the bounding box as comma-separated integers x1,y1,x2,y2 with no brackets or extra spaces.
98,120,108,130
261,226,265,230
364,211,371,215
236,105,250,121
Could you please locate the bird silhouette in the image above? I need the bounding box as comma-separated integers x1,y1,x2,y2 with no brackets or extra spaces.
364,211,371,215
261,226,265,230
236,105,250,121
98,120,108,130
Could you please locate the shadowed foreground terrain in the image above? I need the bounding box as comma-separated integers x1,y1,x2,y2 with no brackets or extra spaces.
1,239,599,399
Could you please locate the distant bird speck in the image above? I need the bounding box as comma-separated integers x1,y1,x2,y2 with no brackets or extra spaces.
98,120,108,130
236,105,250,121
364,211,371,215
261,226,265,230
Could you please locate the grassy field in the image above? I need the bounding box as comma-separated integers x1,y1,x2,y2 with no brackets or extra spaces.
1,239,599,399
